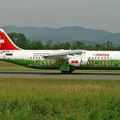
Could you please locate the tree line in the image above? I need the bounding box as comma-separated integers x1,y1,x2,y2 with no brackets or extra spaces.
8,32,120,50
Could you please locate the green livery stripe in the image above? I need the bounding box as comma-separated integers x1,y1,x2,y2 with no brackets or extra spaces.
6,59,66,69
88,60,120,67
5,59,120,70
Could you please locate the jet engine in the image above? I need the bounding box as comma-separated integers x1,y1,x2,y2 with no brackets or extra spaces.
68,58,89,67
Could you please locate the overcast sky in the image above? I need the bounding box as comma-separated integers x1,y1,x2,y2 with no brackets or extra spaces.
0,0,120,32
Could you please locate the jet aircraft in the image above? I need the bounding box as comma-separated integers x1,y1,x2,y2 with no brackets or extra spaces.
0,29,120,73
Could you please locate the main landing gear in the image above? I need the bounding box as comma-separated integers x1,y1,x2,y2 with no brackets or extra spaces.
60,64,74,74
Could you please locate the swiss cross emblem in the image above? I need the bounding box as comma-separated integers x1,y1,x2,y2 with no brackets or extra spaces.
0,36,4,47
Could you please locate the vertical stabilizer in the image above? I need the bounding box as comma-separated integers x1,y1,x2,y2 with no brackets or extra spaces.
0,29,21,50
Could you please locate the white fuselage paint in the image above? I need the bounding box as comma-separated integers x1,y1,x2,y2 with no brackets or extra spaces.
1,49,120,61
0,49,81,60
67,50,120,60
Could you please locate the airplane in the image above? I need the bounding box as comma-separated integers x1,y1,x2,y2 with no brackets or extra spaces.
0,28,120,73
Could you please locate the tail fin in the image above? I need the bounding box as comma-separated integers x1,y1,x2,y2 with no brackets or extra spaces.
0,29,21,50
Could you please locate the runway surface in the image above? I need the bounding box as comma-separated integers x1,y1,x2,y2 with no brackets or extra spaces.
0,71,120,80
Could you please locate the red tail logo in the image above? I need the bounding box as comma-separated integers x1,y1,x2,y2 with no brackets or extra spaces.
0,29,21,50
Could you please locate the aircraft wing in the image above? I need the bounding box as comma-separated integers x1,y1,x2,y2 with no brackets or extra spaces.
45,49,83,59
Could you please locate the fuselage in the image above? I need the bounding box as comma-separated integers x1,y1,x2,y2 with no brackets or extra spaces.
1,49,120,73
1,50,120,69
1,50,120,61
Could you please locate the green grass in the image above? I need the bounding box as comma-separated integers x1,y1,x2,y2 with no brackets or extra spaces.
0,78,120,120
0,61,120,119
0,61,33,71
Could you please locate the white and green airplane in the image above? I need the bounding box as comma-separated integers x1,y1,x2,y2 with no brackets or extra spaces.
0,28,120,73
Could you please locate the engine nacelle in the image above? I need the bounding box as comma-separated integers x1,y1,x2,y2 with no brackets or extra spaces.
68,58,88,67
69,58,81,67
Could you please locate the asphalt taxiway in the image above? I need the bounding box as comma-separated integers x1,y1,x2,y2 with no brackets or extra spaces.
0,71,120,80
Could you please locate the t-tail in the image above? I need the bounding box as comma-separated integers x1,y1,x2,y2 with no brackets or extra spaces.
0,29,21,50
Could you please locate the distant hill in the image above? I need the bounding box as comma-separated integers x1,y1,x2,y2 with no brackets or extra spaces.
2,25,120,45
